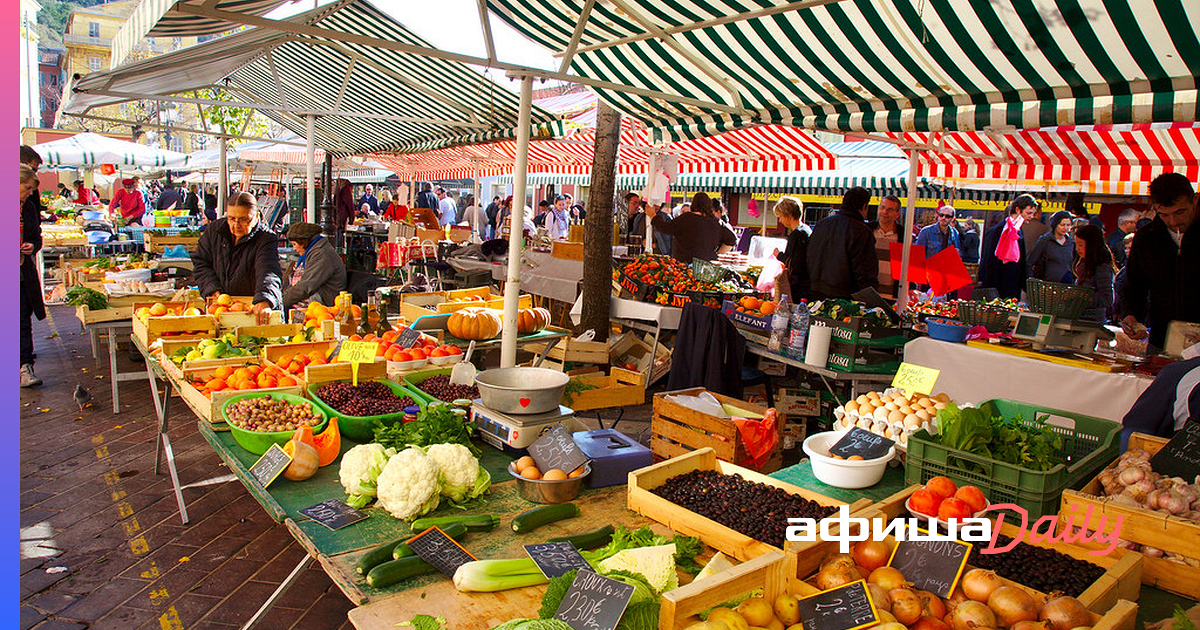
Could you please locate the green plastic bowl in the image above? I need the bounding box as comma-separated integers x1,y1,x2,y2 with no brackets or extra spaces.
401,367,456,405
307,379,426,442
222,391,328,455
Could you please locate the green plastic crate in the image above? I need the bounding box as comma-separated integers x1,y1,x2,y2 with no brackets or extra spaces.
307,379,425,442
903,399,1121,519
401,367,457,405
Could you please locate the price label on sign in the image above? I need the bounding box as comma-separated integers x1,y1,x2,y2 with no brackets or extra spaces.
339,341,378,385
891,362,940,396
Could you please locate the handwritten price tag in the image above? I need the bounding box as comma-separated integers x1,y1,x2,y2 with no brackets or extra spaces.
339,340,378,385
891,362,940,396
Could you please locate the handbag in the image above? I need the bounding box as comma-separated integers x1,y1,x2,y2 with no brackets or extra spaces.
773,258,793,301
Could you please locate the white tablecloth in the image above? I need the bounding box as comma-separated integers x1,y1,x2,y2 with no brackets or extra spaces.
904,337,1154,423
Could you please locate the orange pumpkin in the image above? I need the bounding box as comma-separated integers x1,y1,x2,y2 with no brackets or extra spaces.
516,307,551,334
281,440,319,481
312,417,341,467
291,423,316,449
446,307,503,340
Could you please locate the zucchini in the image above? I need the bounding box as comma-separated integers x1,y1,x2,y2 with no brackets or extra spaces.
511,503,581,534
365,555,436,588
410,514,500,532
356,538,405,575
547,525,615,550
393,522,469,560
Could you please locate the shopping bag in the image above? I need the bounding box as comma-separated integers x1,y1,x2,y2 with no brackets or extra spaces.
996,215,1024,263
733,408,779,469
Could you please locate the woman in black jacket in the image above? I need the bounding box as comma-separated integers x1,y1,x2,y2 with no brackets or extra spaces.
20,163,45,387
977,199,1030,299
772,196,811,299
192,192,283,313
282,222,346,311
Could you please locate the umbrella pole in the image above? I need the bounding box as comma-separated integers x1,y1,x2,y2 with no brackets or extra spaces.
218,136,228,215
306,115,316,223
501,75,533,367
472,159,481,241
897,150,918,311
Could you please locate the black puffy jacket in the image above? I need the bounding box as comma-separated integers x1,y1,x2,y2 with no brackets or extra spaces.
1118,216,1200,348
805,208,877,299
192,218,283,309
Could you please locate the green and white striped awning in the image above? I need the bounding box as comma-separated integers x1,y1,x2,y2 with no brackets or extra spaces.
68,1,563,156
487,0,1200,142
112,0,292,67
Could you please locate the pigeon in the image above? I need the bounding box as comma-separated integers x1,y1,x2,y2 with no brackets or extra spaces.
74,384,92,412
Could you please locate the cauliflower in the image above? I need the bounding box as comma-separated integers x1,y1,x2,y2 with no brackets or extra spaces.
376,447,443,520
338,443,396,508
597,543,679,594
424,443,492,503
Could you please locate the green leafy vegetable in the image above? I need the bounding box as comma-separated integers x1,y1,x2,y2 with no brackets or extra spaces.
66,286,108,310
398,615,447,630
1173,605,1198,630
582,525,703,574
538,569,659,630
562,379,599,407
374,404,480,456
935,403,1064,473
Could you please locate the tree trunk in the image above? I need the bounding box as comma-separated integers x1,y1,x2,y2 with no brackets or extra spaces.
581,100,621,342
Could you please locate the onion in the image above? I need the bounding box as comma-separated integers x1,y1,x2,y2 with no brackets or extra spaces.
1146,489,1165,510
1011,622,1053,630
917,589,947,619
1142,545,1165,558
944,587,969,615
950,600,997,630
890,588,924,625
961,568,1004,602
987,585,1039,626
853,540,892,572
912,617,950,630
822,552,857,570
816,563,860,590
868,566,908,591
866,583,892,610
1039,596,1092,630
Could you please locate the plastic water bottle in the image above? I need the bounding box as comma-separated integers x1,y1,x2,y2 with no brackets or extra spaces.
768,294,790,352
788,299,810,359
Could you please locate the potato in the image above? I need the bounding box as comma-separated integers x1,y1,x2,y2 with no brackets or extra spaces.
774,594,800,625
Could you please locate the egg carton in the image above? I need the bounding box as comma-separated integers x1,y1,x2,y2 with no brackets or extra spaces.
831,387,953,450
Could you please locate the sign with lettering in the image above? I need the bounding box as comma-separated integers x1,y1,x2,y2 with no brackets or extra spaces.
405,526,478,578
553,570,636,630
829,427,895,461
528,424,589,476
249,443,292,488
299,499,368,531
888,535,972,598
394,327,422,349
524,541,593,579
892,362,940,396
1149,420,1200,479
339,340,379,385
796,580,878,630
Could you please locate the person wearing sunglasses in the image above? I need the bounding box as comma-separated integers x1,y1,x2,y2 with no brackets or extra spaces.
915,205,964,262
192,191,283,317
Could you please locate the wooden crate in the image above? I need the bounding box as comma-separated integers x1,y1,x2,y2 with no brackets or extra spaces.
216,310,282,331
1060,432,1200,599
177,364,303,423
233,323,305,341
551,240,584,261
132,310,216,347
398,292,448,322
651,388,778,466
144,233,199,255
526,337,610,364
76,304,133,325
627,448,871,562
158,338,257,380
567,368,646,412
305,358,387,385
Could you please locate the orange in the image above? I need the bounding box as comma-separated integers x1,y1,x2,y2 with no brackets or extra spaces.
744,297,762,311
213,366,235,379
274,353,292,366
245,365,262,376
309,356,327,366
409,348,426,360
277,375,297,387
375,343,389,357
384,347,400,362
214,306,228,316
394,350,412,362
237,379,257,390
233,367,253,382
256,373,277,389
759,301,777,315
382,330,398,343
350,305,361,319
206,377,227,392
348,334,362,342
275,359,293,373
363,334,378,343
308,350,325,362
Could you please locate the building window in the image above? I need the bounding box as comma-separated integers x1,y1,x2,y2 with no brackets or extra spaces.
89,57,102,72
88,22,100,38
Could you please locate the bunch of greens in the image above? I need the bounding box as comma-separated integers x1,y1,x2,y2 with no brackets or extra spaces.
373,403,480,456
935,403,1064,473
66,286,108,310
561,379,599,407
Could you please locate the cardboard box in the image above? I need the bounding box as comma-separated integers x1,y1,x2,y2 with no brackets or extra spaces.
758,356,787,376
814,315,905,347
778,387,820,417
722,300,772,331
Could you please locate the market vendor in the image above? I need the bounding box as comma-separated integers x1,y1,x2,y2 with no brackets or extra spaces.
282,222,345,311
72,179,98,205
192,191,282,313
1121,356,1200,449
646,193,736,263
1119,172,1200,349
771,196,811,299
108,178,146,225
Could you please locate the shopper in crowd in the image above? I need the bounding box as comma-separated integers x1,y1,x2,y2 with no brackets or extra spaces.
192,192,282,314
772,196,811,300
713,199,735,241
20,150,46,388
378,188,393,217
463,199,489,238
73,179,98,205
183,183,200,216
869,195,902,299
357,184,379,216
544,194,571,240
916,205,963,261
646,193,736,264
977,196,1031,300
533,199,550,227
653,204,676,256
282,222,346,312
56,182,69,198
485,195,501,229
199,208,218,232
1020,198,1049,253
806,186,878,299
203,185,218,213
1119,172,1200,349
959,215,981,264
1067,193,1104,229
1072,224,1117,322
1107,209,1139,267
415,182,438,214
625,192,646,240
569,201,585,221
1028,210,1076,283
437,187,457,226
156,181,182,211
109,178,147,225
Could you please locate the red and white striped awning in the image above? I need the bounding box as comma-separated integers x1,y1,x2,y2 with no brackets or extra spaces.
895,123,1200,196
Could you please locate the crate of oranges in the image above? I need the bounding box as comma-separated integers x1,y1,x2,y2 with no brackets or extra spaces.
179,362,303,423
722,296,778,330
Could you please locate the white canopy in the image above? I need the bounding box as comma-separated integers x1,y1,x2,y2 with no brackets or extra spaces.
33,132,192,168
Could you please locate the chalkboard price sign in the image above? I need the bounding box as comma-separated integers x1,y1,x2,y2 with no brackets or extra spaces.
529,424,589,475
299,499,368,531
553,570,636,630
797,579,878,630
829,427,894,460
249,443,292,488
406,526,478,578
524,541,593,578
888,535,972,598
394,327,422,349
1149,420,1200,480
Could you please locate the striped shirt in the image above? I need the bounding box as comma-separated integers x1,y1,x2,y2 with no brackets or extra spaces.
873,223,901,298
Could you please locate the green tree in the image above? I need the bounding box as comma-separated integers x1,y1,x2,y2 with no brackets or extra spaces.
195,88,270,140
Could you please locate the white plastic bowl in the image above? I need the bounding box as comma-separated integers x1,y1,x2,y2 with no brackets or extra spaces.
802,430,896,489
429,354,461,366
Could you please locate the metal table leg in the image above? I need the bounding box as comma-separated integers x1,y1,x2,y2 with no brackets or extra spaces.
148,365,190,525
241,554,314,630
89,327,99,361
108,327,121,414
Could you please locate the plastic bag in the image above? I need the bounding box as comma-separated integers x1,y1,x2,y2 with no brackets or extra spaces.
995,215,1024,264
756,258,784,293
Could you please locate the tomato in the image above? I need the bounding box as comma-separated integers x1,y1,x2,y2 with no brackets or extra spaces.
925,476,958,501
909,488,941,517
937,497,973,521
954,486,987,514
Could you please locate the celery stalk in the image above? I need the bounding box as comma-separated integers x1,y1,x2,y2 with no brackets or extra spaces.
452,558,550,592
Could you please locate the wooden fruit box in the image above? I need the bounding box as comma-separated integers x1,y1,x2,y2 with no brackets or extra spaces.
216,310,282,331
438,294,532,314
305,357,387,386
132,310,216,347
398,291,448,322
1060,432,1200,598
261,340,341,389
158,338,257,380
144,233,199,255
527,336,610,364
551,240,584,261
651,388,779,467
76,304,134,325
177,364,303,423
627,448,871,562
566,367,646,412
234,323,304,340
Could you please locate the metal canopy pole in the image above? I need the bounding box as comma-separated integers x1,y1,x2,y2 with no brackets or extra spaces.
897,150,919,311
218,136,228,214
306,115,317,222
501,75,534,367
472,159,481,241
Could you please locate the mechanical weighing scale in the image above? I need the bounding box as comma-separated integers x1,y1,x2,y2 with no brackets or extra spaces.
473,401,585,456
1010,312,1115,352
